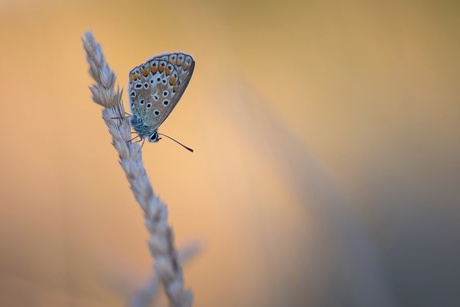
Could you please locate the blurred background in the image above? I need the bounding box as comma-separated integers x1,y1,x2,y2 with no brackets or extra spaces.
1,0,460,306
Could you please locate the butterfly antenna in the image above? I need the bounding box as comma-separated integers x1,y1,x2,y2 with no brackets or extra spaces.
157,133,194,153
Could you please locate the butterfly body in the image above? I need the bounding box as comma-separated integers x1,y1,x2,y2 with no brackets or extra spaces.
129,52,195,142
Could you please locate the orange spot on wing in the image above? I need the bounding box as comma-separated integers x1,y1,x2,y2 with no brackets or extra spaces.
169,59,176,65
170,77,177,85
141,68,149,76
173,85,178,92
183,64,190,71
177,60,183,66
165,68,172,75
150,66,157,74
159,65,165,72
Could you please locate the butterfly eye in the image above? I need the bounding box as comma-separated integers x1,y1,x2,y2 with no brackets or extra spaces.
130,91,136,97
139,99,145,105
163,90,168,97
146,103,152,109
135,84,142,89
154,110,160,116
144,83,149,89
148,132,159,143
163,100,169,106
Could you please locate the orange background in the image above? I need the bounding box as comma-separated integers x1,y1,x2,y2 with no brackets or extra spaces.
1,1,460,306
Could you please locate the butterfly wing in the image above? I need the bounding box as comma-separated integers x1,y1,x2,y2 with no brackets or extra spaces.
129,52,195,135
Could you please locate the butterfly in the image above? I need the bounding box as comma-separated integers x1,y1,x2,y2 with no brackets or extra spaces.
128,52,195,151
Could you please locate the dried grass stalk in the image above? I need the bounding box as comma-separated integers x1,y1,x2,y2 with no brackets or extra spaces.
82,30,193,307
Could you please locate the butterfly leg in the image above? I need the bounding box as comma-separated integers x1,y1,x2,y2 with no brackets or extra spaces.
128,135,140,143
133,138,146,155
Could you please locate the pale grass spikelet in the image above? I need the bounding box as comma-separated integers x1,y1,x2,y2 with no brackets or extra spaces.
130,241,202,307
149,232,169,255
82,30,119,108
82,29,193,307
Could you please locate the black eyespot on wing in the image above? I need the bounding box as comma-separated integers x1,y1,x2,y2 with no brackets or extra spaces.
163,90,168,97
147,103,152,109
144,83,149,89
163,100,169,106
150,79,154,84
154,110,160,116
135,84,142,89
157,77,161,81
152,94,159,101
140,99,145,105
130,91,136,97
162,79,167,84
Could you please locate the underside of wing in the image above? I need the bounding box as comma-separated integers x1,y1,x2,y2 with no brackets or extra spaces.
128,52,195,132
